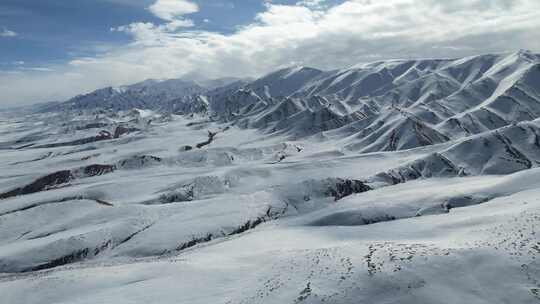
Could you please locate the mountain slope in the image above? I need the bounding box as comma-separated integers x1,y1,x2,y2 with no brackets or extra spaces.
2,50,540,304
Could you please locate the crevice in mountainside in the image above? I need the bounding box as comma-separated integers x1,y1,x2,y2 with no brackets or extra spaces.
9,152,54,165
109,223,156,250
444,117,472,136
32,130,113,149
371,152,463,185
413,121,450,146
14,143,35,149
25,228,70,241
171,205,289,253
493,131,532,169
525,125,540,150
8,222,155,273
22,240,113,273
195,130,218,149
0,196,114,217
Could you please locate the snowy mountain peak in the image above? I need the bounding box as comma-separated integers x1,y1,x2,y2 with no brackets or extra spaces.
3,50,540,303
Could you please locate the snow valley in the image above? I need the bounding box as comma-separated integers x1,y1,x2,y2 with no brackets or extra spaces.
1,50,540,303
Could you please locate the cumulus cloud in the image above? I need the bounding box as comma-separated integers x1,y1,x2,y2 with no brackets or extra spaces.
112,0,197,41
2,0,540,106
0,28,17,37
149,0,198,21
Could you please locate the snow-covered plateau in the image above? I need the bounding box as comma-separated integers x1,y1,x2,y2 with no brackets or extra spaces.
1,50,540,303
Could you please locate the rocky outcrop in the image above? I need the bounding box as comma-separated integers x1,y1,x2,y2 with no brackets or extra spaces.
116,155,162,169
0,164,116,200
325,178,372,201
196,130,218,149
0,170,72,200
34,130,113,148
113,125,140,138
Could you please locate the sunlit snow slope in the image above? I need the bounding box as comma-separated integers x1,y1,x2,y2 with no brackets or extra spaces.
1,51,539,304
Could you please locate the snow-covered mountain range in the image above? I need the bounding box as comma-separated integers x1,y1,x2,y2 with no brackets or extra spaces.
1,51,540,304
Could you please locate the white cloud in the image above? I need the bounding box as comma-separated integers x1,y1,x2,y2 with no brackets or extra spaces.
164,19,195,30
23,67,55,72
297,0,327,9
2,0,540,107
148,0,198,21
0,28,17,37
112,0,197,40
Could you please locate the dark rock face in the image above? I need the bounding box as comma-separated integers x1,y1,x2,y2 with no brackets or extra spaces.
179,145,193,152
443,195,490,210
0,170,72,199
325,179,372,201
113,125,140,138
0,163,116,200
75,123,108,130
196,130,217,148
309,213,397,227
34,130,113,148
158,190,193,204
117,155,162,169
373,152,463,185
26,248,91,272
176,234,213,251
82,164,116,177
173,206,287,253
23,240,112,273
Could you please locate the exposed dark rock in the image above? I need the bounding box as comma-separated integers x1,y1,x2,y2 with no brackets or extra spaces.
443,195,490,210
310,212,397,226
493,131,532,169
0,196,113,217
157,190,193,204
111,223,155,249
373,152,462,185
113,125,140,138
274,152,287,163
10,152,53,165
117,155,162,169
176,233,214,251
0,170,72,200
229,217,265,235
179,145,193,152
325,178,372,201
15,143,35,149
25,248,91,272
0,164,116,200
75,123,108,130
23,240,112,272
81,164,116,177
172,206,288,253
196,130,218,149
34,130,113,148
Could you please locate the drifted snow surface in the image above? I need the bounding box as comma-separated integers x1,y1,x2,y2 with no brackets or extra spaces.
1,52,540,304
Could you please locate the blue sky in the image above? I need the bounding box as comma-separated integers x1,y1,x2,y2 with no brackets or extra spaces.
0,0,539,106
0,0,276,69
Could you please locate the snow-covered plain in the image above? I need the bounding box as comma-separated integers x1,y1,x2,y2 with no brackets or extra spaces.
1,51,540,303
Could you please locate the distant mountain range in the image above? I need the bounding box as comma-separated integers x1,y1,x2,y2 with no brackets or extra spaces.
42,50,540,153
